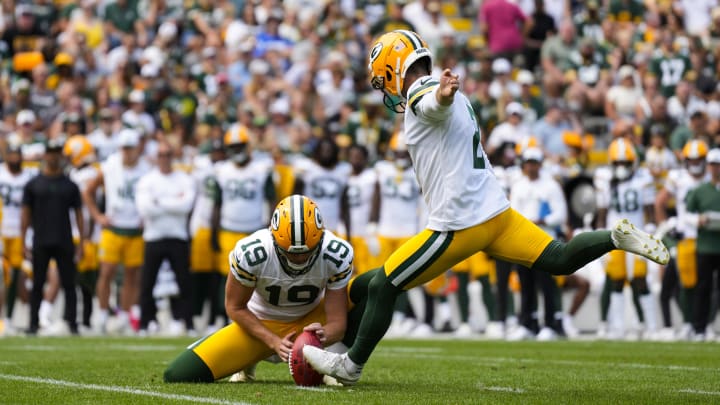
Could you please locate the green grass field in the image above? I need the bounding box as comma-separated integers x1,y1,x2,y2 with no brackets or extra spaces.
1,336,719,404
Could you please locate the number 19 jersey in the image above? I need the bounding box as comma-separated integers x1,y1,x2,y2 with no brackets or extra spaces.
403,76,510,231
228,229,354,322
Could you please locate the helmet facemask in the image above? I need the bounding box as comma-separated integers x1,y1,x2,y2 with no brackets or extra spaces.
274,235,323,277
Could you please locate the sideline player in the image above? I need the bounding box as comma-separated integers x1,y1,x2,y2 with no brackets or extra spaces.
303,30,669,385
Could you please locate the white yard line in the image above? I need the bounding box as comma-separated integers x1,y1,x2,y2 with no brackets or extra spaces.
379,351,711,372
477,384,525,393
678,389,720,396
0,374,252,405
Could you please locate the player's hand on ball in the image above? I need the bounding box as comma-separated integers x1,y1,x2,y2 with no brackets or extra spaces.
272,330,296,363
303,322,326,343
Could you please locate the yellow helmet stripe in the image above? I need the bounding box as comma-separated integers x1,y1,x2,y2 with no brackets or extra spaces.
397,30,420,50
291,195,305,248
690,141,699,158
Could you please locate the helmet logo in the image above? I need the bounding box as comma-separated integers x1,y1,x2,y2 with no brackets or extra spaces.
314,207,323,230
271,209,280,231
369,42,383,63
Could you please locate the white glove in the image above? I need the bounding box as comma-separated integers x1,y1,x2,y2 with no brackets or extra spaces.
365,223,380,257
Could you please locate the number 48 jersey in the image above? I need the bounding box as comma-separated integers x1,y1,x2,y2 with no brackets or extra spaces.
229,229,354,322
595,166,655,227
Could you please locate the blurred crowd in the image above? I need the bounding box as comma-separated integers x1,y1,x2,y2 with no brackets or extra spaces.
1,0,720,341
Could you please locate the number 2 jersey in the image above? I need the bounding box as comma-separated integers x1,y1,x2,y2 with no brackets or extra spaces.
403,75,509,231
228,229,354,322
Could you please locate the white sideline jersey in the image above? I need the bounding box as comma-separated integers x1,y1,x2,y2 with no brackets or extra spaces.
215,158,274,233
404,76,509,231
663,168,708,239
229,229,353,322
69,163,101,241
374,160,422,237
101,153,152,229
189,155,217,235
294,158,351,232
595,167,655,228
346,168,377,238
0,165,37,237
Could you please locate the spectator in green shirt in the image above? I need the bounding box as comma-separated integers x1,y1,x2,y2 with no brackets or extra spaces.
686,148,720,340
103,0,144,46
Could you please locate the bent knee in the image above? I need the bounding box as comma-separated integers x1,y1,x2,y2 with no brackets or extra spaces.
164,350,215,383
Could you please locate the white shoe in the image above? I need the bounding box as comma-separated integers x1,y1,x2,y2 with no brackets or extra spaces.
409,323,434,338
611,219,669,265
39,301,53,329
302,346,363,386
506,326,534,341
0,319,16,337
596,322,608,339
39,321,70,337
676,323,693,341
228,364,256,382
322,375,343,386
656,327,676,342
165,320,186,337
537,327,558,341
705,327,716,341
454,323,474,338
562,315,579,339
484,321,505,339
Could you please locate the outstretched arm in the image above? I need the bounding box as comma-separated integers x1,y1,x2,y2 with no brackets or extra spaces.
436,69,460,106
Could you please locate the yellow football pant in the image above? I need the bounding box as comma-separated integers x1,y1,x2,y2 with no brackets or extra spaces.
605,250,647,281
384,208,552,290
676,239,697,288
2,237,23,269
190,228,224,273
218,230,249,276
98,229,144,268
190,303,326,380
350,236,374,275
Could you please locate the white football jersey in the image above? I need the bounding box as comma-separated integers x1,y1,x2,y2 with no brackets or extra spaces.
595,166,655,228
189,155,218,235
375,160,422,237
664,168,708,239
87,129,119,162
215,158,274,233
0,165,37,237
294,158,351,232
229,229,353,321
69,163,101,241
101,153,152,229
346,168,377,238
404,76,510,231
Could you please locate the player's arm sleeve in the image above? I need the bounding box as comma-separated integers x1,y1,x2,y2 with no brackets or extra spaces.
409,80,452,122
228,245,258,287
326,240,354,290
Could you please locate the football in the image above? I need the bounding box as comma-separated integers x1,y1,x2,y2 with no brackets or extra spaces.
288,330,324,386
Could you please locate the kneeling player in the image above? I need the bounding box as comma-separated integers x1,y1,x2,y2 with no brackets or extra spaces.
164,195,370,382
